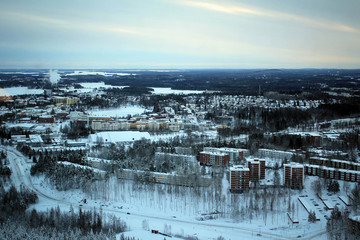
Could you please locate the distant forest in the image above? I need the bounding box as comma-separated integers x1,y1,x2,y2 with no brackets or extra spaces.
1,69,360,95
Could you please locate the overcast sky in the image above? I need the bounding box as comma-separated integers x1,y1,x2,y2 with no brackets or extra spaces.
0,0,359,69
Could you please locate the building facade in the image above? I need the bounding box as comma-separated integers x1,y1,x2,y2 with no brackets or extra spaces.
247,158,265,181
199,151,229,166
309,157,360,171
204,147,249,163
304,164,360,182
258,148,295,160
284,163,304,188
230,165,250,192
155,152,198,170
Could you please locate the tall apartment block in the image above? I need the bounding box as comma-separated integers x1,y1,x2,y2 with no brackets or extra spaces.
247,158,266,181
230,165,250,192
284,163,304,189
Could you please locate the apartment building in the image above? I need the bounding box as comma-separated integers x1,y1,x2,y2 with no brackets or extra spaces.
284,163,304,189
304,164,360,182
199,151,229,166
247,158,266,181
230,165,250,192
204,147,249,163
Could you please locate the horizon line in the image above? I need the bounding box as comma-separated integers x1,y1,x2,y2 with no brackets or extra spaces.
0,67,360,71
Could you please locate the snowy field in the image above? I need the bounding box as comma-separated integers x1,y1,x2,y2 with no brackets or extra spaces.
0,81,204,97
65,71,134,76
151,87,204,95
87,105,149,118
0,82,204,98
77,82,126,93
66,81,204,95
89,131,151,143
89,131,187,144
3,87,44,95
80,82,125,90
59,82,127,93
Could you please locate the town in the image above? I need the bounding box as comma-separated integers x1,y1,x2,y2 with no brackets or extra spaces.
0,69,360,240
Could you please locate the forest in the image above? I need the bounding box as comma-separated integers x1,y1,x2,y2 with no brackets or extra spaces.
0,181,129,239
1,69,360,95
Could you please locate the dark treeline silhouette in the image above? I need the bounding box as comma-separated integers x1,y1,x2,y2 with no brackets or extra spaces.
31,158,95,191
61,121,92,139
0,182,129,239
0,185,38,215
0,151,11,179
55,69,360,93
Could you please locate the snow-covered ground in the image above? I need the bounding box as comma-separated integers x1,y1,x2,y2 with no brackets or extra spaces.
87,105,149,118
63,81,204,95
89,131,151,143
65,71,134,76
2,145,340,240
59,82,127,93
1,81,203,97
88,131,187,144
3,87,44,95
151,87,204,95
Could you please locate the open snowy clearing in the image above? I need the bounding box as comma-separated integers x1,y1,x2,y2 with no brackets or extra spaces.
89,131,188,144
69,81,204,95
65,71,134,76
150,87,204,95
3,87,44,96
87,105,149,118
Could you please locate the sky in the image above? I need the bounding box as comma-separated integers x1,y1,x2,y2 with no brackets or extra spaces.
0,0,359,69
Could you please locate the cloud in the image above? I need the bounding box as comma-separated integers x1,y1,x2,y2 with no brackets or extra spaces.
2,10,67,25
0,10,141,35
179,0,360,34
94,26,140,35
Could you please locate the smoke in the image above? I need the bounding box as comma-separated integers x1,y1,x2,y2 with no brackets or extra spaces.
49,69,61,85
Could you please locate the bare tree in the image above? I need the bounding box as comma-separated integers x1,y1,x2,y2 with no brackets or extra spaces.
312,179,322,196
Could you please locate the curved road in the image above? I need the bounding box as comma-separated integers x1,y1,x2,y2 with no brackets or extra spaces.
3,146,327,240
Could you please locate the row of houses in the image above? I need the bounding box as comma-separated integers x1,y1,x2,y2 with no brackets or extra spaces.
257,148,295,160
116,168,211,187
309,157,360,172
304,164,360,182
91,119,181,132
200,148,249,166
203,147,249,163
156,147,193,156
229,156,360,192
52,96,79,105
199,151,229,166
154,152,198,171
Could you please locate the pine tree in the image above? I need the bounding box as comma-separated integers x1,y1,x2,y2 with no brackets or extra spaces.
308,211,317,223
